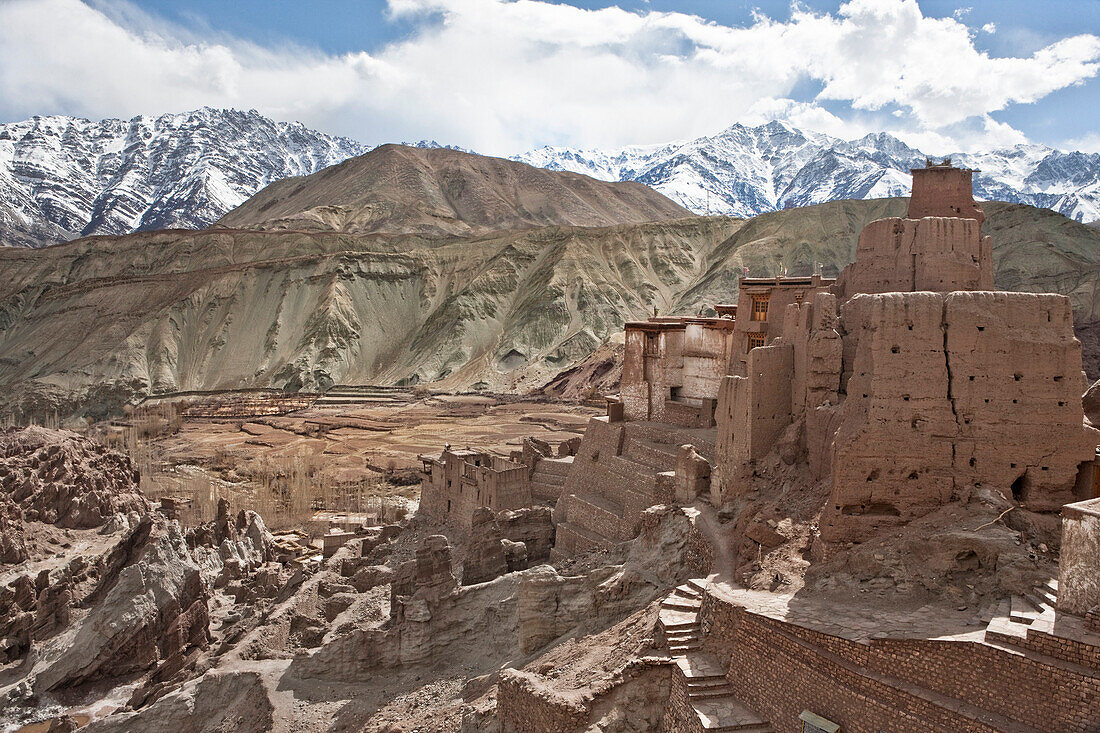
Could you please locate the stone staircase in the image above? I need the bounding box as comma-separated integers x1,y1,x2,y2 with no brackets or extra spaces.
659,578,773,733
989,579,1058,633
314,385,415,406
981,578,1086,669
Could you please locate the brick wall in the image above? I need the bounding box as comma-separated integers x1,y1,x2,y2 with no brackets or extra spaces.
699,593,1100,733
498,670,588,733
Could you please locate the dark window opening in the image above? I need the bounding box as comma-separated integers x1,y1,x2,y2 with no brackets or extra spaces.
1011,474,1027,502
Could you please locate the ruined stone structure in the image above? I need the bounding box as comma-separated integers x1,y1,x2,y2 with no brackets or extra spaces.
712,162,1099,544
418,441,574,529
549,416,719,558
417,448,530,528
556,161,1098,561
620,316,735,427
619,275,833,428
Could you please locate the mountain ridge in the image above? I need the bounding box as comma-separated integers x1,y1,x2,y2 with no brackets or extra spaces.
3,195,1098,420
514,120,1100,223
0,107,368,248
4,109,1100,249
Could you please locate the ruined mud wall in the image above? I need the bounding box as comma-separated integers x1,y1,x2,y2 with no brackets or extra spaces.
713,344,794,501
680,321,735,402
498,671,589,733
836,217,992,299
821,291,1097,543
621,327,685,423
698,594,1099,733
498,663,671,733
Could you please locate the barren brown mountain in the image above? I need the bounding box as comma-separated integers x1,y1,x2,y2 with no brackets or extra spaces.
217,144,690,236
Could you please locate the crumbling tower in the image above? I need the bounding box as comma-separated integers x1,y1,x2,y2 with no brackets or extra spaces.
833,159,993,299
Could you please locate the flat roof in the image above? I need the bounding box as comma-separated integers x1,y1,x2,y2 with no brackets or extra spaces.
740,276,836,287
625,320,687,331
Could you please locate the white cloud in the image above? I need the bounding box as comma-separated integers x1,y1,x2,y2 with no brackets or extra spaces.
0,0,1097,155
982,22,997,34
1063,132,1100,154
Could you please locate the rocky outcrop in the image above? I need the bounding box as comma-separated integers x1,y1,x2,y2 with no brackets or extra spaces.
33,518,209,692
518,507,697,653
81,671,275,733
186,499,275,590
0,427,148,528
463,509,510,586
0,494,26,563
498,507,554,563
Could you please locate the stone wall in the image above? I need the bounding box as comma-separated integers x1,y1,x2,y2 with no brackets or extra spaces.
713,344,794,502
698,592,1100,733
498,662,671,733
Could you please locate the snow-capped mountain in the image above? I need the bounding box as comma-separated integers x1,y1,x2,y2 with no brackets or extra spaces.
515,121,1100,223
0,108,368,248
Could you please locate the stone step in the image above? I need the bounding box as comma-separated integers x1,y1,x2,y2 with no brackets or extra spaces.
661,597,702,612
686,678,728,690
688,687,735,700
692,697,771,731
674,583,702,598
1030,585,1058,607
1009,595,1041,625
675,652,726,680
670,642,702,653
659,608,700,630
664,629,699,642
1044,577,1059,594
686,578,708,595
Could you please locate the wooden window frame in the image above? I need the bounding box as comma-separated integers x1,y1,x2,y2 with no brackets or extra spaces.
751,294,769,321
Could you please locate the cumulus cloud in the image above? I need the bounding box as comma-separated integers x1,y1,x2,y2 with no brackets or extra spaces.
0,0,1097,154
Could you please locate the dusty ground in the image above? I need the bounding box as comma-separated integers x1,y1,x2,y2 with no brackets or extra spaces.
150,395,595,476
94,395,598,531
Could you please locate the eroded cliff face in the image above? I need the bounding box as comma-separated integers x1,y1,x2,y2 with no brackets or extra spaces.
2,200,1099,418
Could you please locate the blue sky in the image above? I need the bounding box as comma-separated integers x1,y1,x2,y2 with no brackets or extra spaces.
0,0,1098,155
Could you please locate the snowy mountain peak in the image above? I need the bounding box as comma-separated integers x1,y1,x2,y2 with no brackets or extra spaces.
0,108,369,248
514,122,1100,223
